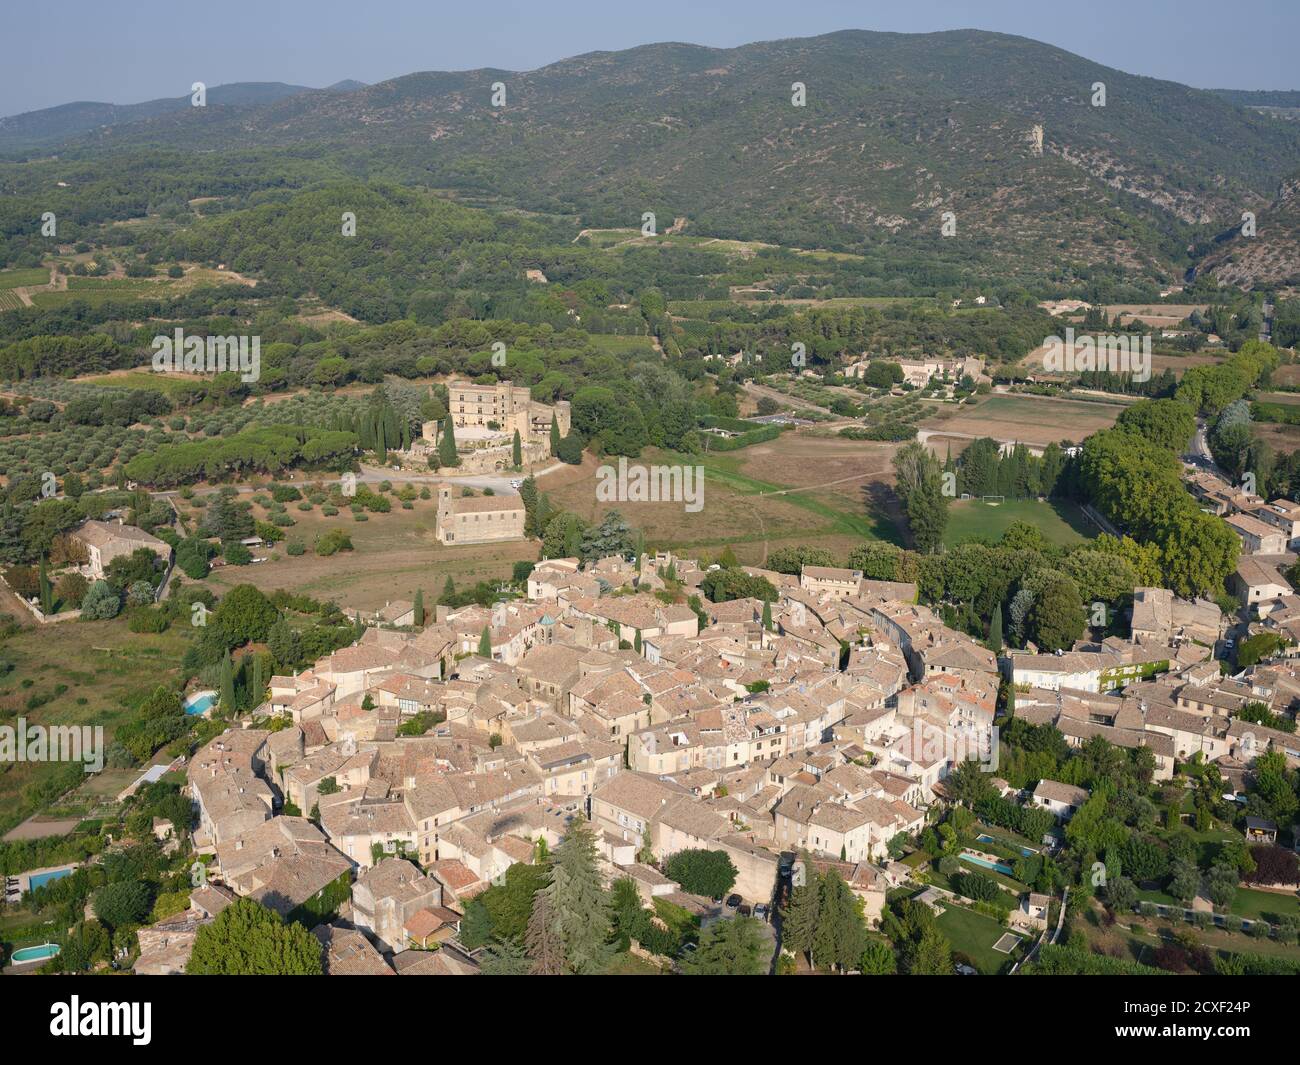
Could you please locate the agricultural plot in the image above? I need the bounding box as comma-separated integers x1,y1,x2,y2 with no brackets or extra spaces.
198,495,536,610
921,393,1124,449
540,434,904,566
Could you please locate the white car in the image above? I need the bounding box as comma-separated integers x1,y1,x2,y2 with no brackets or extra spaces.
509,479,523,489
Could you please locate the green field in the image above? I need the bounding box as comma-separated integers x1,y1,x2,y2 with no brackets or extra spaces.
79,371,196,395
934,904,1024,974
0,268,49,289
943,498,1093,548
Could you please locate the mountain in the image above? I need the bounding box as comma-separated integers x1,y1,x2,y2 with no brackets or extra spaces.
7,30,1300,286
0,81,361,151
1194,174,1300,289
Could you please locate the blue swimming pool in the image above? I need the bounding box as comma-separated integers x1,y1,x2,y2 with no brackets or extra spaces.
962,852,1015,876
27,868,73,891
976,834,1036,857
11,942,60,963
184,691,217,716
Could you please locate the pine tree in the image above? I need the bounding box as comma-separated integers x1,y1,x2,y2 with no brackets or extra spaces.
512,429,522,468
479,937,531,976
987,602,1003,652
413,589,425,627
524,890,566,975
477,626,492,658
542,820,612,973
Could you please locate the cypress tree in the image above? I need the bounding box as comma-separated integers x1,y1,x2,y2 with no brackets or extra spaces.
439,575,456,604
781,864,822,970
512,429,522,468
438,418,458,467
477,626,492,658
413,589,425,627
987,602,1004,652
762,600,773,631
220,651,236,713
38,556,52,614
549,412,560,455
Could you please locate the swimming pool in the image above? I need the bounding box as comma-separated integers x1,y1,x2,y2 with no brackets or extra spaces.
962,852,1016,876
11,943,60,963
184,690,218,716
27,868,73,891
976,834,1036,857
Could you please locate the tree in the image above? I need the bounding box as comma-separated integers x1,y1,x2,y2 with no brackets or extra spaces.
762,600,773,631
80,579,121,620
663,849,738,899
781,864,822,968
92,881,154,929
1026,571,1084,652
437,418,459,468
907,928,953,975
220,651,236,712
549,412,561,455
479,936,532,976
524,890,565,975
894,442,949,553
579,510,636,564
214,584,279,645
412,589,425,627
541,820,611,973
860,937,897,974
439,574,456,604
186,898,322,974
38,556,52,614
986,602,1003,652
477,626,492,658
512,429,522,468
813,871,870,972
682,915,767,975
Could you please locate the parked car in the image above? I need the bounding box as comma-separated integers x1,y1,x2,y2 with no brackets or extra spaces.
725,894,742,914
753,903,770,923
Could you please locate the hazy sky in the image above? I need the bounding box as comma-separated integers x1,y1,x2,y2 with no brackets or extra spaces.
4,0,1298,116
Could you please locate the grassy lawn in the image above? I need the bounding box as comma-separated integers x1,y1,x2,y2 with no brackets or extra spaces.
0,621,194,832
1229,886,1300,922
934,904,1022,973
943,498,1093,548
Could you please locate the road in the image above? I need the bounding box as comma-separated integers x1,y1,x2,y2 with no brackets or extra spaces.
154,462,568,502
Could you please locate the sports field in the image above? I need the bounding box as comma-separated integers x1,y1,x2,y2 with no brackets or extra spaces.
942,498,1094,547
